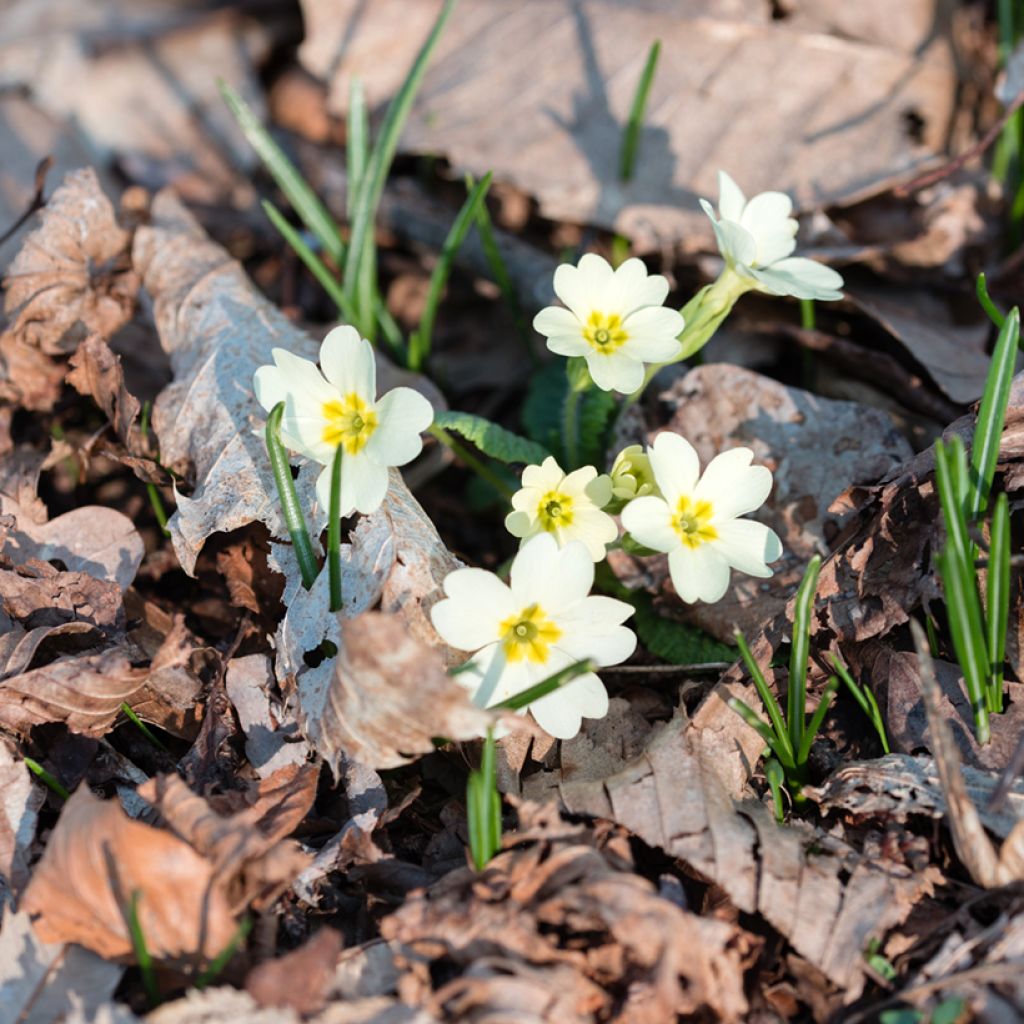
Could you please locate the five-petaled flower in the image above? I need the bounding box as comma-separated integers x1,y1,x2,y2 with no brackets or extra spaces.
621,432,783,604
700,171,844,302
532,254,684,394
505,456,617,561
430,534,636,739
253,325,434,518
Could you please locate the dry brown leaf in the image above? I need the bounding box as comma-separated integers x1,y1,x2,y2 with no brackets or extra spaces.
0,907,123,1023
0,646,145,738
2,167,137,355
0,739,44,897
0,619,102,680
612,363,911,641
66,333,143,451
299,611,497,773
0,561,124,631
137,764,317,912
523,703,937,996
300,0,954,252
246,927,345,1016
381,801,754,1023
805,753,1024,841
0,493,144,590
21,785,237,961
134,189,445,580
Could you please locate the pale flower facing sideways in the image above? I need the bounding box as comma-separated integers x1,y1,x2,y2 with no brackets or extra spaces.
621,432,782,604
253,325,434,517
533,254,684,393
700,170,843,301
505,456,617,561
430,534,636,739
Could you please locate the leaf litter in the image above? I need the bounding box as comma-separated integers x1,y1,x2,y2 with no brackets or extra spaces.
0,2,1023,1021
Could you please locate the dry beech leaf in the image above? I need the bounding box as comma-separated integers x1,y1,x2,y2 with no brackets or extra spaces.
611,363,911,642
66,333,143,451
912,622,1024,887
805,753,1024,841
0,908,123,1023
523,702,937,996
1,493,145,590
137,764,317,912
0,620,102,680
300,0,954,252
381,801,754,1022
0,561,125,631
21,785,237,961
0,739,44,896
0,646,145,738
133,188,444,578
299,611,498,773
246,927,344,1016
2,167,137,355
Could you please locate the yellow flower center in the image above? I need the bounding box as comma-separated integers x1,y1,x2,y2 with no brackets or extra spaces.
536,489,574,531
499,603,562,664
322,393,378,454
671,495,717,549
583,311,628,355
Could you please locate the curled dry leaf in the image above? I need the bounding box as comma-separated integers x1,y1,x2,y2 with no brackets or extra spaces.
299,611,497,773
2,167,137,355
133,188,443,579
1,493,145,590
246,926,345,1016
0,561,124,631
0,620,102,679
381,801,754,1023
0,739,44,896
66,333,144,452
21,785,237,961
137,764,317,912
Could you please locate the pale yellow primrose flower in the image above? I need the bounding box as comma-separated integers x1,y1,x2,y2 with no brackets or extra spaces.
621,432,783,604
532,254,684,394
609,444,659,503
700,171,843,302
505,456,617,561
430,534,636,739
253,325,433,518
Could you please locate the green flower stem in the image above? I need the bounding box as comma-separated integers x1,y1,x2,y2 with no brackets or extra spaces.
328,445,344,613
562,386,582,469
265,402,320,590
428,423,515,500
24,757,69,801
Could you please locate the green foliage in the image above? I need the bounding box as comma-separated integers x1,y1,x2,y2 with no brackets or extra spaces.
619,40,661,182
494,659,595,710
466,729,502,871
23,757,69,801
829,656,889,754
433,410,551,467
522,361,617,468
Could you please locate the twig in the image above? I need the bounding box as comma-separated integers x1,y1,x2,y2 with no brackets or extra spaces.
603,661,731,674
0,156,52,248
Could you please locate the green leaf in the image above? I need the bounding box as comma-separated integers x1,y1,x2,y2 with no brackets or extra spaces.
343,0,456,308
433,410,551,466
346,77,369,220
619,40,661,182
968,307,1020,520
788,554,822,755
522,362,619,468
219,80,344,265
986,491,1010,708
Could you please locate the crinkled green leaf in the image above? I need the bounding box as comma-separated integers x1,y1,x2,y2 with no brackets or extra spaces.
435,410,551,466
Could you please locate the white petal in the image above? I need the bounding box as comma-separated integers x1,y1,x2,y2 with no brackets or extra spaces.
553,254,610,320
667,544,731,604
622,305,684,360
648,431,700,501
749,258,844,301
545,333,590,358
521,456,565,491
431,568,514,650
318,453,388,517
364,387,433,466
712,218,758,266
717,170,747,223
564,507,618,560
584,350,644,393
529,667,609,739
610,257,669,315
457,642,514,708
711,519,782,577
620,495,676,553
554,597,637,665
510,535,593,614
740,190,793,245
253,364,318,455
561,464,598,497
753,224,798,267
584,473,613,508
505,509,535,539
319,326,376,399
533,305,581,338
695,448,773,520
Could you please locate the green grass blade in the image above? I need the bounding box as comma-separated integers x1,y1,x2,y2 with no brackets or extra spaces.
986,491,1010,710
765,758,786,822
23,757,69,800
934,439,973,568
194,917,253,990
938,546,991,742
262,199,358,324
120,703,168,752
343,0,457,304
219,79,344,264
328,444,344,613
467,728,501,870
797,676,838,765
346,76,369,220
830,656,890,754
727,697,781,751
127,891,160,1008
619,40,661,182
976,272,1006,329
788,554,822,755
968,307,1020,519
734,629,795,767
408,172,492,370
494,659,595,711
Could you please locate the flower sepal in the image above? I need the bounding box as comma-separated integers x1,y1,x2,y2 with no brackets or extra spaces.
565,356,594,393
676,270,749,361
619,533,661,558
